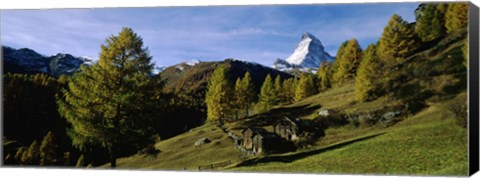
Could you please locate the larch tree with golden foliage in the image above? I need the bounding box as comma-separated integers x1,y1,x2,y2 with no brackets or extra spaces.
332,38,363,86
257,74,276,112
377,14,418,93
242,72,256,116
233,71,256,117
206,65,233,123
39,131,58,165
282,78,295,103
445,2,468,33
330,41,348,79
57,27,164,168
274,75,283,104
355,44,381,102
415,3,447,42
316,60,332,91
295,73,317,101
378,14,418,64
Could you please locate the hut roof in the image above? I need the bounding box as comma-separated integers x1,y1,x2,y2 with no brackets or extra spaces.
254,132,280,139
279,117,318,132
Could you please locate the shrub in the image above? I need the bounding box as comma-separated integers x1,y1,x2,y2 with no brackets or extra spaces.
448,101,467,128
347,114,360,128
405,100,427,114
358,113,378,127
314,111,349,129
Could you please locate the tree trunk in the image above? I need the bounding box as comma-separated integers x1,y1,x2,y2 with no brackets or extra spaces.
109,146,116,168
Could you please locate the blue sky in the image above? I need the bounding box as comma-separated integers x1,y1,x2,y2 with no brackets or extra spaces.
1,3,419,67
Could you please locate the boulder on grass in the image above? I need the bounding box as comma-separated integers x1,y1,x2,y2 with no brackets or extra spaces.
195,137,211,146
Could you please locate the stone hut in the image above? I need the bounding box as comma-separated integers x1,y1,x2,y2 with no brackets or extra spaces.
252,132,282,154
241,127,284,154
274,117,319,141
242,127,268,150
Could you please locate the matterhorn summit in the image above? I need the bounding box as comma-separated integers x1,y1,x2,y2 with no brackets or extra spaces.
274,32,334,71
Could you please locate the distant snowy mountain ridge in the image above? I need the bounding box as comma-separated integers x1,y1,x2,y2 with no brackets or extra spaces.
273,32,334,71
2,46,95,76
2,46,165,76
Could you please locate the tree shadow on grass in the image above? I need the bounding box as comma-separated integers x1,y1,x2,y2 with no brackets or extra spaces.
234,132,385,167
238,104,322,128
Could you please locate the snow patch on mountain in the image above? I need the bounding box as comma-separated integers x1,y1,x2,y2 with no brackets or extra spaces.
80,56,98,65
186,59,201,66
176,65,185,71
152,65,166,75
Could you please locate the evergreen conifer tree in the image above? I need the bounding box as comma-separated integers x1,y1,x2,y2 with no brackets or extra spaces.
445,3,468,33
15,147,26,164
233,78,243,119
355,44,381,102
57,27,163,168
76,154,85,167
378,15,418,93
40,131,58,165
274,75,283,103
316,61,332,91
282,78,294,103
295,74,317,101
415,3,447,42
332,39,363,85
241,72,256,116
378,14,418,64
257,74,276,112
25,140,40,165
206,65,232,123
330,41,349,77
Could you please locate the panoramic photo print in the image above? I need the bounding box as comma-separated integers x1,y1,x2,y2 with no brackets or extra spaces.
1,2,471,176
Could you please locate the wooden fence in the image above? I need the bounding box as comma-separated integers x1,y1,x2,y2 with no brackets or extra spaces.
198,160,232,171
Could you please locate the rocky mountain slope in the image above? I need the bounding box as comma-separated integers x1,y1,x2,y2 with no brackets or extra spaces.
2,46,94,77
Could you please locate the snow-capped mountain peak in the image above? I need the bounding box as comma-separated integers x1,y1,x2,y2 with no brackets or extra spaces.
301,32,321,43
274,32,334,71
